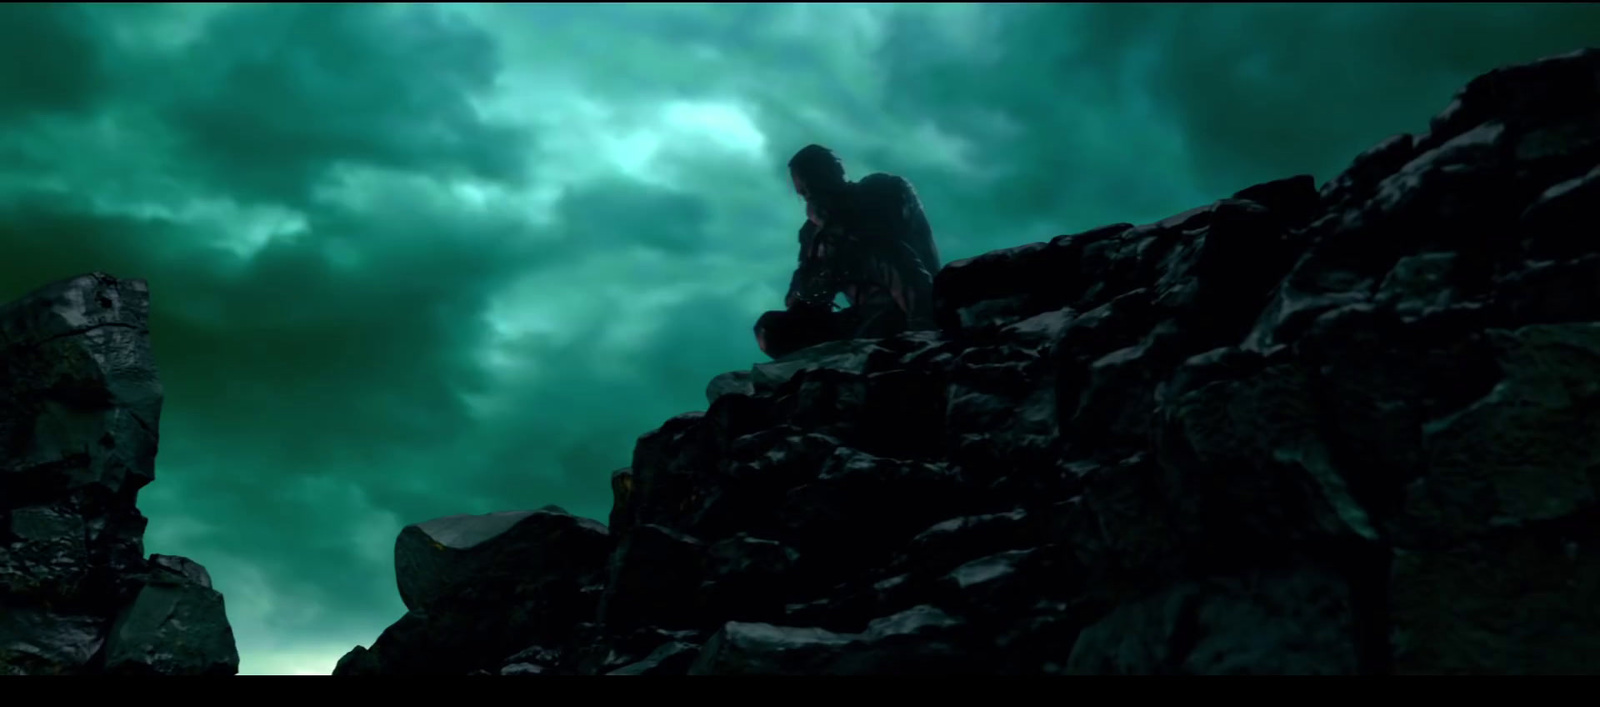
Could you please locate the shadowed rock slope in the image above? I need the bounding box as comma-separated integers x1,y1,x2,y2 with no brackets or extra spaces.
1,274,239,675
337,49,1600,676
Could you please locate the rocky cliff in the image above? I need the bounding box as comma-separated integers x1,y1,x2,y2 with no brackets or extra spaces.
336,49,1600,675
0,274,239,675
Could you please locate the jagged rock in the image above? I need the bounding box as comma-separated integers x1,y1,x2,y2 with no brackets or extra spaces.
606,641,699,675
750,339,884,393
1319,134,1418,209
0,609,107,676
823,605,968,674
778,448,976,584
0,274,161,497
705,370,754,404
1397,323,1600,544
394,507,611,612
0,274,237,675
1419,49,1600,153
1375,253,1463,319
992,600,1098,674
3,505,92,599
148,553,213,589
698,535,800,623
1389,529,1600,675
782,572,930,633
937,549,1057,615
597,524,706,631
549,624,704,676
338,506,612,675
1045,455,1181,583
933,223,1133,333
333,645,378,675
103,557,239,675
340,51,1600,676
1066,566,1360,675
687,622,854,675
624,412,714,534
1496,254,1600,326
947,346,1059,486
1521,165,1600,259
894,509,1034,577
689,605,967,675
679,430,842,542
500,662,544,675
333,588,606,677
1158,353,1380,551
496,644,562,675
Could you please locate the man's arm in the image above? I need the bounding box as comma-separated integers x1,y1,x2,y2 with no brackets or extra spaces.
785,221,837,309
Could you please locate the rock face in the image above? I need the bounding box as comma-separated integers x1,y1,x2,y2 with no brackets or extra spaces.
0,274,239,675
337,507,613,676
337,49,1600,675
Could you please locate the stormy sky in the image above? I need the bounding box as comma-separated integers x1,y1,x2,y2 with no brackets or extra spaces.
2,3,1596,674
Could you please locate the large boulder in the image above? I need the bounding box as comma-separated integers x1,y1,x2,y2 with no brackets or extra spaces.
0,274,238,675
338,506,613,675
394,507,611,612
103,556,239,675
0,273,162,499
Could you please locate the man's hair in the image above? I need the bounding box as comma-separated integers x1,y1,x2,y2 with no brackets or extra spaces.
788,144,846,188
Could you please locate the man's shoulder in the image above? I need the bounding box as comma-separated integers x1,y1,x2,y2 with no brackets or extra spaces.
852,173,920,208
856,172,914,191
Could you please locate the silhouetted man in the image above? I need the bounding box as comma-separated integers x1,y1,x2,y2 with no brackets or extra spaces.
754,144,941,359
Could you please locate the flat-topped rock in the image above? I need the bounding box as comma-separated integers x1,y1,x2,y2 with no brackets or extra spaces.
395,506,611,612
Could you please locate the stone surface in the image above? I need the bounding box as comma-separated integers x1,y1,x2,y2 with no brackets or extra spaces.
336,50,1600,675
0,273,239,675
337,505,612,675
607,641,700,675
705,370,754,405
103,568,240,675
394,507,611,612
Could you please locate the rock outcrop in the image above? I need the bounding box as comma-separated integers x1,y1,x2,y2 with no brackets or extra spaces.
337,49,1600,675
0,274,239,675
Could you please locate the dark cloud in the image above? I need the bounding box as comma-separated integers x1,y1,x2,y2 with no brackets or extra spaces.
0,4,111,121
557,180,715,255
865,3,1600,250
0,5,556,651
1067,3,1600,190
0,170,538,474
0,187,577,651
0,4,765,658
149,3,530,206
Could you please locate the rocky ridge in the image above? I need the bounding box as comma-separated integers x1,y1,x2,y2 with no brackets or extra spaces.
336,49,1600,675
0,274,239,675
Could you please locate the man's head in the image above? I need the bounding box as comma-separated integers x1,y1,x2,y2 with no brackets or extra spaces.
788,144,846,205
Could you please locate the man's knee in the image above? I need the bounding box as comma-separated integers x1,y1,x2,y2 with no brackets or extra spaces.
754,310,787,333
754,307,842,359
753,310,788,356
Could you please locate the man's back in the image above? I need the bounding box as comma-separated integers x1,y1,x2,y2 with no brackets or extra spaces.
854,172,939,271
841,173,939,324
